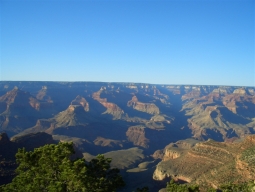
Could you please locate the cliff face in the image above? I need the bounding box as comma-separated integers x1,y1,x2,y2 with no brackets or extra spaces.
0,89,42,135
126,126,150,148
182,90,255,141
92,88,124,119
36,86,53,102
161,140,199,161
222,94,255,116
153,135,255,190
71,95,89,112
127,96,160,115
163,147,183,161
93,137,124,148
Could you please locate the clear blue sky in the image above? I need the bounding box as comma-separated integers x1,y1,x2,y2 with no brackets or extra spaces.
1,0,254,86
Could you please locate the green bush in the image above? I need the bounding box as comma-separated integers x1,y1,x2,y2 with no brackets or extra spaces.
0,142,125,192
166,179,255,192
166,179,199,192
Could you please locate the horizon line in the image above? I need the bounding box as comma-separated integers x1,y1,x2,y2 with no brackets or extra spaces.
0,80,254,88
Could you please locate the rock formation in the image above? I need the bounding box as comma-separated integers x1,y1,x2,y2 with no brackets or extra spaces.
126,125,150,148
92,88,124,119
0,88,53,135
153,135,255,190
127,96,160,115
71,95,89,111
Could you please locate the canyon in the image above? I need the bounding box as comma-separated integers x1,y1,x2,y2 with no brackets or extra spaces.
0,81,254,191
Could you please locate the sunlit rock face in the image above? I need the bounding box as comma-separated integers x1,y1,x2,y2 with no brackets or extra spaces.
153,135,255,191
71,95,89,111
92,88,124,119
127,96,160,115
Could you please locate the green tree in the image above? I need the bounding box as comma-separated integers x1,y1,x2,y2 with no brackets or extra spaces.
0,142,125,192
219,181,255,192
166,179,199,192
206,188,217,192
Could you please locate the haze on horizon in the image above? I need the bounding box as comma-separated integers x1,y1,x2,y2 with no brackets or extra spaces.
1,0,254,86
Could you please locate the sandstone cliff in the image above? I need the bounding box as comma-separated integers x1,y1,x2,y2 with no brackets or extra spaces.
92,88,124,119
127,96,160,115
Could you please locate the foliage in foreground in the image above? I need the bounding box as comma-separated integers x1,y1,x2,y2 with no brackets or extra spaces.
219,182,255,192
166,179,255,192
166,180,199,192
0,142,125,192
